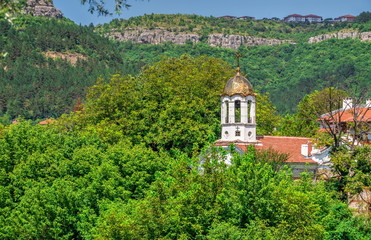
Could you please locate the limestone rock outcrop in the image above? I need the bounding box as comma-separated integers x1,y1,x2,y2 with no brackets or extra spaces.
26,0,63,19
308,31,371,43
208,34,294,49
109,28,200,45
107,28,295,49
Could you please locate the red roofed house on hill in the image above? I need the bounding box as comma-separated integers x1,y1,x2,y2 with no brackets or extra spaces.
304,14,323,23
217,15,236,20
335,15,356,22
284,14,322,23
237,16,255,20
215,67,330,177
283,14,305,22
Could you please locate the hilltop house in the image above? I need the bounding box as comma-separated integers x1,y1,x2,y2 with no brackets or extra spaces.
283,14,305,22
215,68,329,177
335,15,356,22
237,16,255,20
284,14,322,23
217,16,255,20
217,15,237,20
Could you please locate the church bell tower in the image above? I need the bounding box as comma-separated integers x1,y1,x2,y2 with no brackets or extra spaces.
220,67,257,142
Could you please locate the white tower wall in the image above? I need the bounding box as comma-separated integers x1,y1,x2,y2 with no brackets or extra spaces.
221,95,257,142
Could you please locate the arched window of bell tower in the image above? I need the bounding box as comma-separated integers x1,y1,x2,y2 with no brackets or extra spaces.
247,100,251,123
235,100,241,123
225,101,229,123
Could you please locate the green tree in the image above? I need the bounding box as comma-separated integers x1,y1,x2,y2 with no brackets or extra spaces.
329,145,371,206
0,120,170,239
80,55,234,153
296,87,348,148
256,93,280,135
355,11,371,23
0,0,26,20
94,146,369,239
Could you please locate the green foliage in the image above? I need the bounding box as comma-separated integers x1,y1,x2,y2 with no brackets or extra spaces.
276,88,348,137
0,16,130,120
255,93,280,135
0,0,26,19
116,39,371,114
297,87,348,120
77,55,279,153
0,121,369,239
0,121,169,239
355,12,371,23
329,145,371,204
96,14,368,43
94,146,370,239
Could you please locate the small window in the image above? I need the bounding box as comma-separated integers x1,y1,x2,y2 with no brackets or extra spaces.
235,130,241,136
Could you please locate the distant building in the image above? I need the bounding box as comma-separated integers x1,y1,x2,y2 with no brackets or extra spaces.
283,14,322,23
237,16,255,20
335,15,356,22
218,15,236,20
304,14,323,23
283,14,305,22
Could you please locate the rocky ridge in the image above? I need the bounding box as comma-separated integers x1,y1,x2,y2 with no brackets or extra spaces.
107,28,295,49
25,0,63,19
308,31,371,43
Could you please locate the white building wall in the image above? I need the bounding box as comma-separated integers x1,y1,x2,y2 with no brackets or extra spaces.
311,147,332,166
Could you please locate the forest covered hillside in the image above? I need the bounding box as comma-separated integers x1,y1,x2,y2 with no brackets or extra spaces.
96,14,371,43
0,16,140,121
0,13,370,121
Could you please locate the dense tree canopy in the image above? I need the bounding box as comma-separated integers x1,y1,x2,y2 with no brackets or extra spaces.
355,11,371,23
1,121,369,239
72,55,280,154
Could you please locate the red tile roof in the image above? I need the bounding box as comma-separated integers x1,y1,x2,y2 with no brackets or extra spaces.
339,15,356,18
216,136,316,164
304,14,322,18
321,107,371,123
257,136,315,163
286,14,303,17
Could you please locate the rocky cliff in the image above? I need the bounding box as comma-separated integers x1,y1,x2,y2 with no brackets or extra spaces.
109,28,200,45
308,31,371,43
108,28,295,49
25,0,63,19
208,34,294,48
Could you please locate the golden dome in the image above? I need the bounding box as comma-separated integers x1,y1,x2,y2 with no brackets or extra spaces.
222,67,254,96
